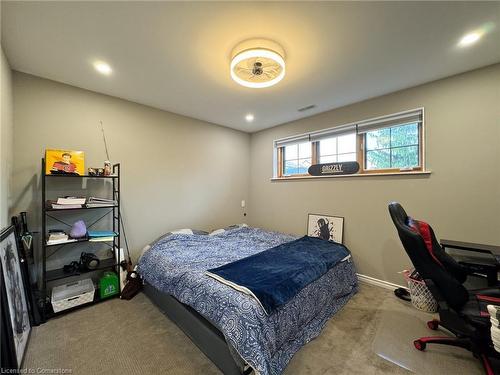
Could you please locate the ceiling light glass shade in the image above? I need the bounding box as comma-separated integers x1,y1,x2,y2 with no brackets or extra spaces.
230,40,285,88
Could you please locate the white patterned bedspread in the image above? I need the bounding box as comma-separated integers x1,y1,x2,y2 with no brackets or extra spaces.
138,226,358,375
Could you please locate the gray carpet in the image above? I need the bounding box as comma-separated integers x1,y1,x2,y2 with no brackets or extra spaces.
22,283,479,374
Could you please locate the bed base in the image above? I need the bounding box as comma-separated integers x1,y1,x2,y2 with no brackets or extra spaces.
143,282,250,375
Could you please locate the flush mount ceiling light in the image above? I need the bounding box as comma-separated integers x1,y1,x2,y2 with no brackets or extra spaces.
93,61,112,75
230,39,285,89
245,113,255,122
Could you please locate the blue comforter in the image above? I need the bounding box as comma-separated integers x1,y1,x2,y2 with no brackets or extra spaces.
138,227,358,375
207,236,351,314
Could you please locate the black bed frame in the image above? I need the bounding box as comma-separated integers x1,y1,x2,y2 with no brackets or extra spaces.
143,283,251,375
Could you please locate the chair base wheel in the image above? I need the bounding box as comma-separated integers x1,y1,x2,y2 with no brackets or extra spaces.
414,339,426,351
427,319,439,331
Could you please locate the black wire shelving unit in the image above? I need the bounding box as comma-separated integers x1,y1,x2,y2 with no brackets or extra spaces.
40,158,121,320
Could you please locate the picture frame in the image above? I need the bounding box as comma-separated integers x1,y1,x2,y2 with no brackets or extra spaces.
307,213,344,244
0,225,31,368
45,149,85,175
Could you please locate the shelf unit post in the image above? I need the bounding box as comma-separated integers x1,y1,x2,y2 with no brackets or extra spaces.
41,158,48,322
112,163,121,281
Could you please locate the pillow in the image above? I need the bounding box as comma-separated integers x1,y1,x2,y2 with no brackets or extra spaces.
209,223,248,236
139,229,208,257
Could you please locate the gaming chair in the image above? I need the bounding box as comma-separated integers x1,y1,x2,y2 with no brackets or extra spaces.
388,202,500,375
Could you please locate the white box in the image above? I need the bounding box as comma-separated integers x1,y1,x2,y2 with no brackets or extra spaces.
51,278,95,313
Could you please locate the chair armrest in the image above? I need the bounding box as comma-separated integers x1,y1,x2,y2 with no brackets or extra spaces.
474,288,500,299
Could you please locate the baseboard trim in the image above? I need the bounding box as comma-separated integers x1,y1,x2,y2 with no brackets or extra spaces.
357,273,406,291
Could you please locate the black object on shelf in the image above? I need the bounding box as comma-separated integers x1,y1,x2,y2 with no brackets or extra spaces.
41,158,121,322
46,258,118,282
45,234,118,248
45,205,118,212
45,173,118,178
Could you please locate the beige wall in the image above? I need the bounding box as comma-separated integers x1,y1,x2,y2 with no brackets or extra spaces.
248,64,500,285
11,64,500,284
1,46,13,229
12,72,250,263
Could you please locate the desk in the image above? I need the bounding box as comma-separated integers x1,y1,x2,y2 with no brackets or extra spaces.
440,239,500,257
441,239,500,286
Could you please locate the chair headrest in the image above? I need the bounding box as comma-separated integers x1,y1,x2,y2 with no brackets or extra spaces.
388,202,409,229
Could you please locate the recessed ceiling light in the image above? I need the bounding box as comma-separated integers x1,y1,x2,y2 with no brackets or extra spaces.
230,39,285,89
93,61,112,75
245,114,254,122
458,31,482,47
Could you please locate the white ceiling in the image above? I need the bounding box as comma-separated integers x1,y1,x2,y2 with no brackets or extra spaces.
2,1,500,132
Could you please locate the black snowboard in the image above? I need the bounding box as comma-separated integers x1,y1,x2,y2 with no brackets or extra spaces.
308,161,360,176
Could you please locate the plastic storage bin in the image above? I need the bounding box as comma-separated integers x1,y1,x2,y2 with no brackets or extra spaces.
51,278,95,313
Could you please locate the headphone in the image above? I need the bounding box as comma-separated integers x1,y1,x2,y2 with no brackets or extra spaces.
63,252,100,273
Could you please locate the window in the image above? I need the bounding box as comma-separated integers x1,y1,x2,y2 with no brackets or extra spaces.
364,122,420,171
274,108,424,178
319,133,357,163
283,142,312,175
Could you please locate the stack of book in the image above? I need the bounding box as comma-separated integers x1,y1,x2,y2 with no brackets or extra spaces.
88,230,118,242
48,197,86,209
47,230,77,245
86,197,118,208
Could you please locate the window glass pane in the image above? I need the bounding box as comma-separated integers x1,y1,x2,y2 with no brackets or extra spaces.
366,128,390,150
319,138,337,156
320,155,337,163
366,149,390,169
298,158,311,174
284,144,298,161
337,152,357,162
391,123,419,147
391,146,419,168
298,142,312,159
337,133,356,154
284,160,299,175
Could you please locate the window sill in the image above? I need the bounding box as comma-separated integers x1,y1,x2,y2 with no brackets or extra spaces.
271,170,432,181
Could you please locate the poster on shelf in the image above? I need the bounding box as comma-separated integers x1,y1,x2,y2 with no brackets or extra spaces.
45,149,85,175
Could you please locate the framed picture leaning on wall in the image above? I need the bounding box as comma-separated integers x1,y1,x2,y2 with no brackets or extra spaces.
0,225,31,368
307,214,344,244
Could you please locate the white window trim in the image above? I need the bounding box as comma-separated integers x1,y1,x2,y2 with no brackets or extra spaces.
272,107,427,179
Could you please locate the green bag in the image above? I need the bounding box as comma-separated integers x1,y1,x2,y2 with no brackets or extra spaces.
99,271,119,299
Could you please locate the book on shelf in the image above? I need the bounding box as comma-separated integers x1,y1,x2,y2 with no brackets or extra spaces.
87,230,118,238
46,232,79,245
85,197,117,207
89,236,115,242
47,238,78,245
85,203,117,208
47,201,83,209
87,197,117,204
56,196,86,205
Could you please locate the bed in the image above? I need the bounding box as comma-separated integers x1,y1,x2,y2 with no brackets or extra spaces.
138,226,358,375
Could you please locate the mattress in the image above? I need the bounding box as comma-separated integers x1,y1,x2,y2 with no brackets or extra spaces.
138,226,358,375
